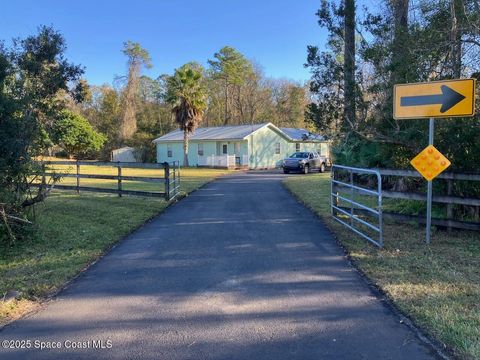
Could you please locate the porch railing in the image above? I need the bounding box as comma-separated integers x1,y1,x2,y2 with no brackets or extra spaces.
198,154,248,167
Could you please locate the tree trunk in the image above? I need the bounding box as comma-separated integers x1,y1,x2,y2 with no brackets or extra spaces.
183,130,189,167
120,63,139,140
183,129,189,167
343,0,356,132
224,78,229,125
391,0,409,85
450,0,462,78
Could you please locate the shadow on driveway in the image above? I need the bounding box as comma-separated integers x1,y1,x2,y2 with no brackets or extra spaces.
0,172,440,360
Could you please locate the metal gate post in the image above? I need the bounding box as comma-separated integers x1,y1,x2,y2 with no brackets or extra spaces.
377,171,383,247
164,162,170,201
350,169,354,226
330,168,334,216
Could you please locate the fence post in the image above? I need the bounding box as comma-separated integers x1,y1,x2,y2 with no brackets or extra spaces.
117,165,122,197
177,161,180,191
172,162,177,197
41,162,46,186
446,179,453,232
330,167,334,216
164,162,170,201
76,160,80,194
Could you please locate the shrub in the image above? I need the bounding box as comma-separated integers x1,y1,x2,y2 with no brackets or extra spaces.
53,110,106,159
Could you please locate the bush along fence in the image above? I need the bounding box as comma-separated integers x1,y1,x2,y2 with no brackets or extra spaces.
33,160,180,201
332,167,480,236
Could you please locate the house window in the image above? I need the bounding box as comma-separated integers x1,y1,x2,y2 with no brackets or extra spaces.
275,142,281,155
167,144,172,158
295,143,300,152
222,144,228,154
321,143,328,156
198,143,204,156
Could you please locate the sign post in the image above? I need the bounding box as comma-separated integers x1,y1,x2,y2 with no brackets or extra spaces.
394,78,476,244
426,118,434,244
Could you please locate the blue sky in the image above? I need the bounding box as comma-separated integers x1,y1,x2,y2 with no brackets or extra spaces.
0,0,337,86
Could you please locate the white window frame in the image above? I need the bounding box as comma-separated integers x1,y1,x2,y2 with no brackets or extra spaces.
222,143,228,155
275,142,281,155
295,143,301,152
167,144,172,158
198,143,204,156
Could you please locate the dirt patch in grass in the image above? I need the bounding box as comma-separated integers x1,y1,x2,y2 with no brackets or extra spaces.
284,173,480,360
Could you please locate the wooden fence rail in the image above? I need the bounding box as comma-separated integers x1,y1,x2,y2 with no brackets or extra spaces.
332,167,480,231
41,160,167,169
33,160,180,201
375,168,480,181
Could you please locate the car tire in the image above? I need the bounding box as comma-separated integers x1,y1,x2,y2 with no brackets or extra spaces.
283,169,289,174
303,165,309,174
319,163,325,173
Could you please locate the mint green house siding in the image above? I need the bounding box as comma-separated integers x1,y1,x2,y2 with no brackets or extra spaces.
245,125,290,169
156,140,248,166
288,142,330,157
156,142,185,164
154,123,330,169
157,141,212,164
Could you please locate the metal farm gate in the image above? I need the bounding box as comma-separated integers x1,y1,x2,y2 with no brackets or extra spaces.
331,165,384,247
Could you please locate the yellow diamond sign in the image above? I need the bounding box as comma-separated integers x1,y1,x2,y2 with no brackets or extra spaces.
410,145,451,181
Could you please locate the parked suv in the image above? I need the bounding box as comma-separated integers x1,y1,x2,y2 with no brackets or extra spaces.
282,152,328,174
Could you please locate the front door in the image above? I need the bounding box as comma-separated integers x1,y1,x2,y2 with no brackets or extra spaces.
197,143,204,165
234,142,241,165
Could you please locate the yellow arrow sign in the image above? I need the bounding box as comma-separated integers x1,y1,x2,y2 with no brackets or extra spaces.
394,79,476,119
410,145,451,181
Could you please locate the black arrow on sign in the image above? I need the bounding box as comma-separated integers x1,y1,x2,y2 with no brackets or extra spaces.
400,85,466,113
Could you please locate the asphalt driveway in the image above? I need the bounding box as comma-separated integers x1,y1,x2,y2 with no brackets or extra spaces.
0,171,440,359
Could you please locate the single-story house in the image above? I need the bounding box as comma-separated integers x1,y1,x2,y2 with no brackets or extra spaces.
153,122,330,169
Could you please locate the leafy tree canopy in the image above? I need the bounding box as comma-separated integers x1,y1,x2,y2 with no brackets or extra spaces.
306,0,480,170
53,110,106,159
122,40,152,69
166,64,207,166
0,25,84,242
208,46,253,85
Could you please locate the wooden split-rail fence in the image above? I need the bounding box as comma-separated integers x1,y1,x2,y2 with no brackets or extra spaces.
332,167,480,232
35,160,180,201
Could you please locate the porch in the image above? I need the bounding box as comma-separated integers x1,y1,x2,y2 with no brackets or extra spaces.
198,154,249,169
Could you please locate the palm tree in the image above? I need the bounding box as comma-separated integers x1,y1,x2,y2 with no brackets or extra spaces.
166,65,207,167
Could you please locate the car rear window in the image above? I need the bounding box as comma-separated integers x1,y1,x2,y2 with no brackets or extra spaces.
290,152,309,158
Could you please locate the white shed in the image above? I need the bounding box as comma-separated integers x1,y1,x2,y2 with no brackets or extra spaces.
111,147,140,162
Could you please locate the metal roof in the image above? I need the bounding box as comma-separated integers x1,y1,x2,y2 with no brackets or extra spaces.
153,123,267,142
280,128,325,141
153,123,325,142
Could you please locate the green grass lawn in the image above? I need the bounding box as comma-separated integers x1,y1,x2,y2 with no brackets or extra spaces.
284,173,480,360
0,167,231,325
